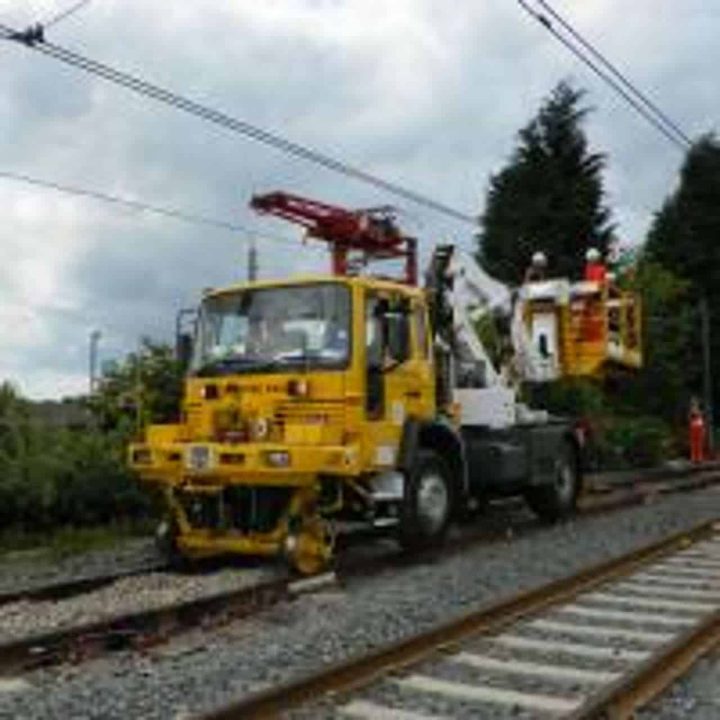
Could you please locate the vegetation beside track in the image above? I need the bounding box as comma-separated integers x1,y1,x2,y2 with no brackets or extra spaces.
0,522,153,562
0,340,182,544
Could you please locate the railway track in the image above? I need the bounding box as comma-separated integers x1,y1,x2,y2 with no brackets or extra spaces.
0,466,717,677
198,518,720,720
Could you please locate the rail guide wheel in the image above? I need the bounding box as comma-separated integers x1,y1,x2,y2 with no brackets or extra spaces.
286,517,336,576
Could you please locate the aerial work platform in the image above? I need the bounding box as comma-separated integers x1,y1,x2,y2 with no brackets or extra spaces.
516,278,642,382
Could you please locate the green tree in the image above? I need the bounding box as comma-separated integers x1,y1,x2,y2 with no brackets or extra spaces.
645,135,720,414
91,339,184,435
478,81,614,284
617,262,698,423
645,135,720,295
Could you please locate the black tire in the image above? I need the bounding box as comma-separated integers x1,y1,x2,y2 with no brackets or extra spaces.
525,440,579,522
398,448,454,550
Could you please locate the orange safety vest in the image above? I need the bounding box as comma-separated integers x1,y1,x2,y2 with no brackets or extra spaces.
585,262,607,282
689,411,705,462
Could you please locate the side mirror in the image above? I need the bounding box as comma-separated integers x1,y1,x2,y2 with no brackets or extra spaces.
176,332,193,371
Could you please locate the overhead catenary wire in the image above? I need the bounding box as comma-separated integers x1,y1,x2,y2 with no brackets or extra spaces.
533,0,692,148
0,22,477,225
41,0,93,30
0,168,323,252
517,0,691,151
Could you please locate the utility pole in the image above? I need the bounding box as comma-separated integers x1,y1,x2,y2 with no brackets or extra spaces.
135,338,143,433
701,296,714,454
88,329,101,395
248,239,258,282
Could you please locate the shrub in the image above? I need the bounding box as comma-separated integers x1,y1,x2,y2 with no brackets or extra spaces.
0,382,151,534
593,415,676,469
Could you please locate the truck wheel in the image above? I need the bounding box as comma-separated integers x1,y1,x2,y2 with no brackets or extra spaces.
398,448,453,550
287,517,335,576
525,440,579,522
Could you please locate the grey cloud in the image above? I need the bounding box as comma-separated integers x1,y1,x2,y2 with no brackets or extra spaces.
0,0,714,397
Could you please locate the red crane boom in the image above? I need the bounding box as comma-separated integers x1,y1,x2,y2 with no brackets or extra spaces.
250,191,418,285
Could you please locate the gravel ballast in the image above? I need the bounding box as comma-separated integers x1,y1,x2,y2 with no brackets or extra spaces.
0,537,159,597
2,486,720,720
0,565,281,643
637,647,720,720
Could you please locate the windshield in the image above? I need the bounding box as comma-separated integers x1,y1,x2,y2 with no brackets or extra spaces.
191,283,351,375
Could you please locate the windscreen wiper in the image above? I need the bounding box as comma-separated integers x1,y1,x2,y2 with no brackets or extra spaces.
195,357,275,376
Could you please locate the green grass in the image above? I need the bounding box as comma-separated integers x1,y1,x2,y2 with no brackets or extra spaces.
0,520,154,563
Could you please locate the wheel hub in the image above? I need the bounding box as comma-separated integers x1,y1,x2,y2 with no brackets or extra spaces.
417,471,449,533
287,518,335,576
555,458,575,502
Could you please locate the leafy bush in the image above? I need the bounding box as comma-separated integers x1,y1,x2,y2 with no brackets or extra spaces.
0,383,151,534
530,378,608,417
587,415,676,470
524,378,678,470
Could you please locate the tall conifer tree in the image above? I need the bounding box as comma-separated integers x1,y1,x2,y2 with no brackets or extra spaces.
478,82,614,283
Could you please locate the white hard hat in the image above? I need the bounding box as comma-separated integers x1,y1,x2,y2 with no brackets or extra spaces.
586,247,601,262
532,251,547,266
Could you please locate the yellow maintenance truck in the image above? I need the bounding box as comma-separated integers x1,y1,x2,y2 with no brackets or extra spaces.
129,192,641,573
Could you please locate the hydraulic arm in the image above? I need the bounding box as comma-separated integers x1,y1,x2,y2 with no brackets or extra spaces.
251,191,418,284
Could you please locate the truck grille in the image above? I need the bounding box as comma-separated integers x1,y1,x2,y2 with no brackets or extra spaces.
274,402,345,425
274,402,346,444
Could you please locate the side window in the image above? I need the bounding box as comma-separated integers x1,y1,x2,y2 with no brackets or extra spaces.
365,294,411,367
415,304,429,359
365,294,384,418
385,297,411,365
365,296,383,368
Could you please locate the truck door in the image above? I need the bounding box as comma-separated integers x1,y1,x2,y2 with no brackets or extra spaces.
364,291,432,468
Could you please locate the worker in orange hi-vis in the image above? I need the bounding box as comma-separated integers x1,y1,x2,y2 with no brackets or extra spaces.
689,397,706,464
584,247,607,283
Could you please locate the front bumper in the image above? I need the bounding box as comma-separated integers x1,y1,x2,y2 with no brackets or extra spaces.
175,526,285,558
129,440,361,486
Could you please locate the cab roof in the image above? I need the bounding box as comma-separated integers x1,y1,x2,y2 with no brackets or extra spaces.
204,274,426,299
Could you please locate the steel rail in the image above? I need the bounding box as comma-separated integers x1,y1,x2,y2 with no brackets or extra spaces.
193,518,719,720
579,467,720,513
571,609,720,719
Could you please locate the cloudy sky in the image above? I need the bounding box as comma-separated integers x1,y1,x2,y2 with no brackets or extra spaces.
0,0,715,398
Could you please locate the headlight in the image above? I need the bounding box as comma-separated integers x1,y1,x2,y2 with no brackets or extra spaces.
287,378,309,397
132,448,152,464
265,450,291,468
251,417,269,441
